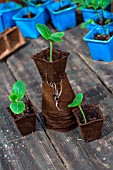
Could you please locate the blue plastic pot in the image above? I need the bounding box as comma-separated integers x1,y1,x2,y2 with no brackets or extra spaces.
0,2,22,30
86,11,113,30
30,0,53,24
47,1,76,31
81,3,111,22
13,7,45,38
84,26,113,62
81,8,102,22
0,12,3,33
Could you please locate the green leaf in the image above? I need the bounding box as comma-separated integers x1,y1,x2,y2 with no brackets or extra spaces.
36,24,51,40
12,80,26,100
68,93,83,108
10,101,25,114
49,32,64,42
9,93,18,102
105,18,111,25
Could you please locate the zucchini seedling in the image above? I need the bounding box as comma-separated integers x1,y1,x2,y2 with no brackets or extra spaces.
36,24,64,62
9,80,26,114
68,93,87,124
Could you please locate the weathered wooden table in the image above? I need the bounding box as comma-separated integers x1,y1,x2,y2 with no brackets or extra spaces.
1,22,113,170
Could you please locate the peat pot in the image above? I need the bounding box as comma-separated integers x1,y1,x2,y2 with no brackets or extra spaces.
8,100,37,136
73,104,105,142
32,48,78,132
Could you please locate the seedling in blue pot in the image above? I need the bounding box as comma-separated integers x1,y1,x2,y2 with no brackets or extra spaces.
81,18,111,35
68,93,87,124
72,0,112,22
36,24,64,62
9,80,26,114
22,0,32,18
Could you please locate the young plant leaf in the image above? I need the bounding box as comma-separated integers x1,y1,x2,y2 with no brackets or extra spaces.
9,93,18,102
36,24,51,40
49,32,64,42
10,101,25,114
12,80,26,101
68,93,83,108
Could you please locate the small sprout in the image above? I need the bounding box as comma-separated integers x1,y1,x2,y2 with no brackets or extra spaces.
22,0,31,18
9,80,26,114
81,19,94,29
36,24,64,62
68,93,87,124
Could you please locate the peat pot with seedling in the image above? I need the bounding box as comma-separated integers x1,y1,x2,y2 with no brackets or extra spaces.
68,93,105,142
8,80,37,136
32,24,78,132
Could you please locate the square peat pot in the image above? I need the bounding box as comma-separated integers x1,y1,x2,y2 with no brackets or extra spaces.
84,26,113,62
0,12,4,33
0,1,22,30
8,101,37,136
86,11,113,30
81,3,111,22
47,1,76,31
73,104,105,142
0,26,25,60
29,0,53,24
13,7,45,38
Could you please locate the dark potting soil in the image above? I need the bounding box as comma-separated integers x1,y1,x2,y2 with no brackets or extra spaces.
34,0,44,5
36,48,66,62
77,105,101,124
8,101,35,120
23,13,36,19
87,7,101,10
96,18,112,25
94,32,113,41
55,5,71,12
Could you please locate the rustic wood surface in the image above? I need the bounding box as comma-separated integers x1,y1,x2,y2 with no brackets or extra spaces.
1,21,113,170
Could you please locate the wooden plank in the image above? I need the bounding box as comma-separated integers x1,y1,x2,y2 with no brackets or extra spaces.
0,132,65,170
64,25,113,93
6,35,113,169
0,62,65,170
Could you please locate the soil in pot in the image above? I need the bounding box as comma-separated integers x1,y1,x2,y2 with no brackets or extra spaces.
73,104,105,142
23,13,36,18
8,100,37,136
94,32,113,41
34,0,44,5
96,18,112,25
55,5,71,12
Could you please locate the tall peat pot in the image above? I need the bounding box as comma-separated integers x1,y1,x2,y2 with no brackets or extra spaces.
73,104,105,142
32,48,78,132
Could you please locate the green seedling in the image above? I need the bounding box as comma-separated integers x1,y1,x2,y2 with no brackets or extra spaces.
81,18,111,35
72,0,112,23
6,0,9,9
36,24,64,62
9,80,26,114
68,93,87,124
22,0,31,18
